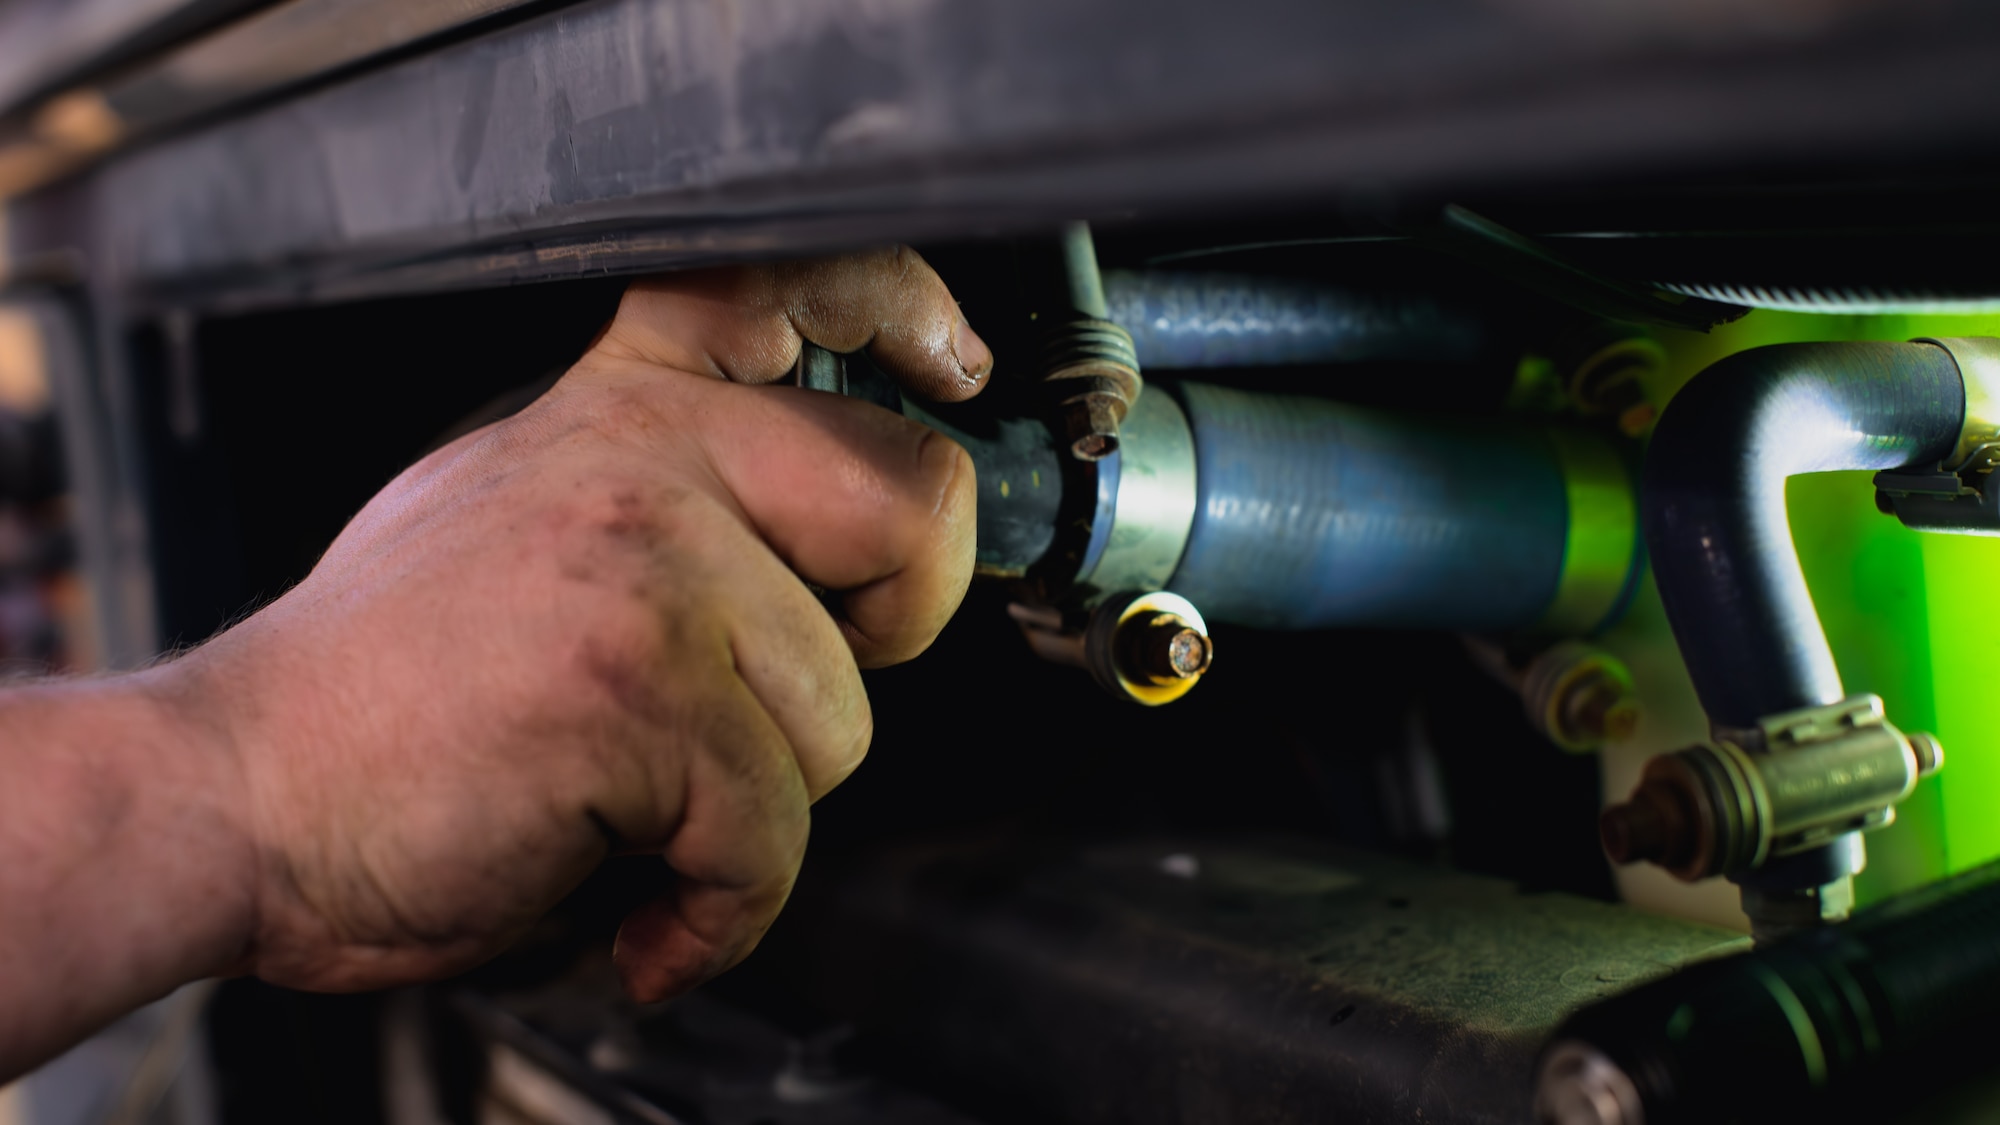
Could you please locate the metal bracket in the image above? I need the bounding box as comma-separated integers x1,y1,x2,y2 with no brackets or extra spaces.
1874,464,2000,533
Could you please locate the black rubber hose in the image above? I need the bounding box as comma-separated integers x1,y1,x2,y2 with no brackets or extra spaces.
904,399,1062,579
1539,856,2000,1124
1643,341,1962,730
806,346,1065,580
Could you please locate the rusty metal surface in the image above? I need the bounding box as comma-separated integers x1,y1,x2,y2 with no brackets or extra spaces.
96,0,547,138
7,0,2000,311
767,835,1745,1125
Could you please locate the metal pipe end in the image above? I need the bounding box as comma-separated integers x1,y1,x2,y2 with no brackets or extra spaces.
1910,731,1945,777
1057,381,1133,461
1598,756,1718,881
1072,431,1119,461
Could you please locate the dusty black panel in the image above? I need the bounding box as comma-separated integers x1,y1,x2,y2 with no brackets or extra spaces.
757,836,1741,1125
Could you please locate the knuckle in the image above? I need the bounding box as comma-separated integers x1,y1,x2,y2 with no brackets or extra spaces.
827,693,874,789
916,428,976,520
888,243,923,286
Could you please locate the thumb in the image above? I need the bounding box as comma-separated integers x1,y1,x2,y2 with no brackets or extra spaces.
595,245,995,403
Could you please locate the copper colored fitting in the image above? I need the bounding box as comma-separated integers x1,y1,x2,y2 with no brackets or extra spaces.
1060,389,1131,461
1599,752,1730,882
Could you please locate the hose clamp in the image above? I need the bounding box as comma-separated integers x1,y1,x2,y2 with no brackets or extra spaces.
1071,385,1197,600
1874,338,2000,531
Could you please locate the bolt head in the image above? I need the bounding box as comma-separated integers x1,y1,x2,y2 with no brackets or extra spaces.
1535,1043,1643,1125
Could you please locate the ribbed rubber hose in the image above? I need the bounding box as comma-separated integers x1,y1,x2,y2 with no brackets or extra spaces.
1164,382,1625,633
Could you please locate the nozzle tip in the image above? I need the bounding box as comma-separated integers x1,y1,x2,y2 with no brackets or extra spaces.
1911,731,1945,777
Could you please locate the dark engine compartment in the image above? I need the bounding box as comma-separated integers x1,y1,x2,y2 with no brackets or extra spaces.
13,1,2000,1121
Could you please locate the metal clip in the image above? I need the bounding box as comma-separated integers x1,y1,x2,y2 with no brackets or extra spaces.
1759,694,1885,750
1875,338,2000,533
1875,465,2000,534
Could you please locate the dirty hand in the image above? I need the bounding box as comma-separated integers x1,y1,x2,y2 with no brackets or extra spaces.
189,247,991,1003
197,250,986,1002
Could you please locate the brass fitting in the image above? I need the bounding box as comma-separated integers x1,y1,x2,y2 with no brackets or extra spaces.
1600,695,1940,882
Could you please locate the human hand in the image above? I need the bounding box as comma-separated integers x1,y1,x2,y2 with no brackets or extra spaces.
184,246,990,1002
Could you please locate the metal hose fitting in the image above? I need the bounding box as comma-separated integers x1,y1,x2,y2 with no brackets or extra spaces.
1640,337,1973,932
1083,590,1213,706
1600,695,1941,883
1007,590,1214,707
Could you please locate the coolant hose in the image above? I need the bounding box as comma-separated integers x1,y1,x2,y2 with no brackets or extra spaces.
1076,381,1640,635
1642,342,1962,730
844,346,1636,637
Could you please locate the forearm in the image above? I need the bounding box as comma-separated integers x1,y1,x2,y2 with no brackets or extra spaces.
0,668,253,1080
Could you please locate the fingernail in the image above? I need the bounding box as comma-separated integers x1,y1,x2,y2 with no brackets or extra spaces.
953,315,993,377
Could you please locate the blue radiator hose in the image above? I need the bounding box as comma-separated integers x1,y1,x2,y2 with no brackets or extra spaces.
1102,271,1487,369
1159,382,1638,634
828,343,1637,639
